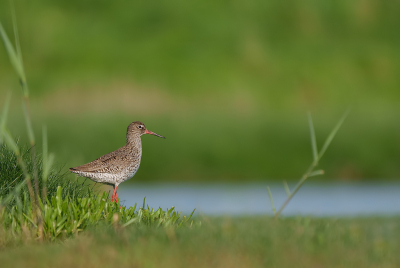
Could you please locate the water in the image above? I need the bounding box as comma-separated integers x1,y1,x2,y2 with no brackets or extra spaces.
117,182,400,217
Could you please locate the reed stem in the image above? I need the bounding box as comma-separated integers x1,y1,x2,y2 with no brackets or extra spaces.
271,110,349,218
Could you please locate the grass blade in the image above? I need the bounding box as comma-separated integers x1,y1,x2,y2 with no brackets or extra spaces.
318,109,350,159
0,93,12,142
275,111,348,217
42,125,55,182
308,112,318,164
42,125,55,200
11,2,23,64
142,197,146,210
266,186,276,215
10,3,29,97
1,179,26,206
0,22,26,86
283,181,291,196
187,208,196,222
22,101,35,146
2,127,20,155
309,169,324,177
122,218,138,227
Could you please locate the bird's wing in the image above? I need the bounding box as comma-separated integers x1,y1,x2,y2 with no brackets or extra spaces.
70,147,134,173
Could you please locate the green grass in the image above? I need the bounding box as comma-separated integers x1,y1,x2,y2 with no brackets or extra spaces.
0,143,92,208
0,142,194,243
0,216,399,267
0,185,195,246
0,142,194,245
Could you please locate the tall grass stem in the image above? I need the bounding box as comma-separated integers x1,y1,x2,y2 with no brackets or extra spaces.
272,111,349,218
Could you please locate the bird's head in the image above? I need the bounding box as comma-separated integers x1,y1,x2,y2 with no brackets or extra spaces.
127,121,165,139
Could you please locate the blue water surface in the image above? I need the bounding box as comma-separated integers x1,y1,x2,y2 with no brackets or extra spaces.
117,181,400,217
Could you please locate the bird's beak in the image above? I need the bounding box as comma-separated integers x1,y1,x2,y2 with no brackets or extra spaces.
145,129,165,139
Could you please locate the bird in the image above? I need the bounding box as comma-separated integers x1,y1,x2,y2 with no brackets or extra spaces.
69,121,165,204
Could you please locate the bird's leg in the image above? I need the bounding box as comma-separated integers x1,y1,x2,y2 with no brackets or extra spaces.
112,185,118,202
111,185,121,209
113,185,119,203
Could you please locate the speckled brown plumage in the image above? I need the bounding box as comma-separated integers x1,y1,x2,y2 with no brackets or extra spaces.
69,121,165,203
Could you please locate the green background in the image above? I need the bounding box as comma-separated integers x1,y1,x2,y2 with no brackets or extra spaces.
1,0,399,182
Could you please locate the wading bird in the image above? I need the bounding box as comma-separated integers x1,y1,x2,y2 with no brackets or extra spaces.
70,121,165,204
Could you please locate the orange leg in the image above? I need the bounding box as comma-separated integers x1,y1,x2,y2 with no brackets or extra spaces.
112,185,121,209
112,185,118,202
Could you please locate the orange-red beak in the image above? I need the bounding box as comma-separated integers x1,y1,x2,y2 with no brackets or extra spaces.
145,129,165,139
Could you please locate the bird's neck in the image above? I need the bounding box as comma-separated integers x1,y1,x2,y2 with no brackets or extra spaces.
126,134,142,148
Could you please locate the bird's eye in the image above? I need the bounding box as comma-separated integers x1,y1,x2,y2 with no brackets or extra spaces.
138,125,143,129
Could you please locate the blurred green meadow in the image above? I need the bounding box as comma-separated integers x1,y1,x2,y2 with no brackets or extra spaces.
1,217,400,268
1,0,400,182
